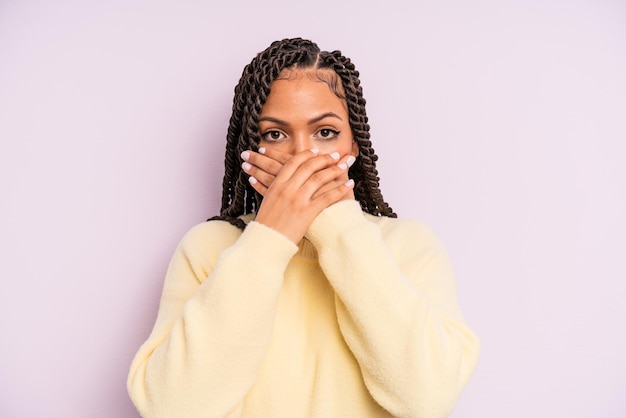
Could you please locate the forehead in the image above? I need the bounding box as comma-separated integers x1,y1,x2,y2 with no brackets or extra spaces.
276,68,345,95
261,70,348,116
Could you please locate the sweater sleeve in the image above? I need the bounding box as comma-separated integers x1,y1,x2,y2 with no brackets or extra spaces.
127,221,298,418
305,200,480,418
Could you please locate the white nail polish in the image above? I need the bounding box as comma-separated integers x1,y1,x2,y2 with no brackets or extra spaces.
338,162,348,170
346,155,356,167
241,151,250,161
330,152,340,160
249,176,257,185
258,147,266,154
310,148,319,154
242,162,252,171
345,179,354,187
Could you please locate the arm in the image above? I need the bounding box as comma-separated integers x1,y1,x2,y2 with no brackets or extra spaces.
306,200,480,418
127,221,298,418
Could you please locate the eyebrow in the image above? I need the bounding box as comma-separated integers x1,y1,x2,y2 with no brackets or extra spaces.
258,112,343,126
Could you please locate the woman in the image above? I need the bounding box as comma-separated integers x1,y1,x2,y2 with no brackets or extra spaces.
127,38,480,418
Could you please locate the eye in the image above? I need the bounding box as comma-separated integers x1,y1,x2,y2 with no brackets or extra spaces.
317,129,340,140
261,130,286,142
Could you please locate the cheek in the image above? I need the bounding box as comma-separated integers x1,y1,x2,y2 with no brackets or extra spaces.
317,141,352,156
340,140,355,156
339,134,356,156
320,133,355,155
259,140,291,154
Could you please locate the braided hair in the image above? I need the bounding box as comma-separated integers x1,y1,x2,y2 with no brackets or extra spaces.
208,38,396,228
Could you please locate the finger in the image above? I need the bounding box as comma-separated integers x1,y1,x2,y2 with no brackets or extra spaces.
311,175,348,200
293,153,356,197
309,178,355,212
281,150,342,186
247,175,268,196
272,148,322,182
241,150,283,177
312,154,355,198
257,146,292,165
336,154,357,171
242,160,275,190
299,160,351,199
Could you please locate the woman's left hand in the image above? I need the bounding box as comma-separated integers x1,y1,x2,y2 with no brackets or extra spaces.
241,148,356,243
241,147,355,200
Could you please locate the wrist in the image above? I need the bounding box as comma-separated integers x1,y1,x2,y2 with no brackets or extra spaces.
305,200,364,244
254,210,306,244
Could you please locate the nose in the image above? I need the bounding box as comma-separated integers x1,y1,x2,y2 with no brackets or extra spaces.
292,133,315,155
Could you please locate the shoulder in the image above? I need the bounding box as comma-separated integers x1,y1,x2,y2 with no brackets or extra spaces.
162,215,263,284
364,213,449,267
179,220,242,246
175,217,250,266
364,213,442,246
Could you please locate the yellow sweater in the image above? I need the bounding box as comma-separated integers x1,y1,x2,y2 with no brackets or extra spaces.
127,200,480,418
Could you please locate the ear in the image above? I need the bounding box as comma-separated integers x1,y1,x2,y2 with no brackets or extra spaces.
351,139,359,157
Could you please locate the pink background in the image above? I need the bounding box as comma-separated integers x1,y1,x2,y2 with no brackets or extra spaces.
1,0,625,417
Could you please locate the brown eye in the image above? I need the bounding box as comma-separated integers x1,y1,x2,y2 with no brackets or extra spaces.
318,129,339,139
262,130,286,141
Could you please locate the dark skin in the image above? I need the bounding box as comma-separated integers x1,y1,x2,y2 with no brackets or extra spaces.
240,70,358,244
242,147,355,244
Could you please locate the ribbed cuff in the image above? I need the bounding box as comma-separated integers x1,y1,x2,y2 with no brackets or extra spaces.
239,221,299,265
305,200,367,248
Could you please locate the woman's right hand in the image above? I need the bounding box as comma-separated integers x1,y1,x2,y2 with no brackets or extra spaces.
241,148,355,244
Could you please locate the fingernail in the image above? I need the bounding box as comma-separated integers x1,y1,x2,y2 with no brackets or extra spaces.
345,179,355,187
338,162,348,170
242,162,252,171
310,148,319,154
241,151,250,161
330,152,340,161
248,176,257,185
258,147,266,154
346,155,356,167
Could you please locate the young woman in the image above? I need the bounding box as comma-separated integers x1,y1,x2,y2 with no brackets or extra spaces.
127,38,480,418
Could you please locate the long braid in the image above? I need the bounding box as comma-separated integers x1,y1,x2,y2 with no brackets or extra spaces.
319,51,396,218
208,38,396,228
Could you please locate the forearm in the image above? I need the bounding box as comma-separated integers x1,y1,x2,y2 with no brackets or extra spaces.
306,201,480,418
128,221,297,418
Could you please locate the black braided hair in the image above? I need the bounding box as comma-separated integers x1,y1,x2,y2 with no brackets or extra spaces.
208,38,396,228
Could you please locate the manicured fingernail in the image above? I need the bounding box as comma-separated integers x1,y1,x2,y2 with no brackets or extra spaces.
258,147,266,154
330,152,340,161
345,179,354,187
310,148,319,154
242,162,252,171
248,176,257,185
338,162,348,170
241,151,250,161
346,155,356,167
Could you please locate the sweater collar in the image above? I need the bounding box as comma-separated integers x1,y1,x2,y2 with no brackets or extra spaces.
296,237,318,260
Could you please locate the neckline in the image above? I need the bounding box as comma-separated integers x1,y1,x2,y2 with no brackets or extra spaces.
296,237,318,260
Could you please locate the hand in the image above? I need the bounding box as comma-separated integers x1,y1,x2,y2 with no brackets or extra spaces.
241,148,355,243
241,147,356,200
240,147,292,194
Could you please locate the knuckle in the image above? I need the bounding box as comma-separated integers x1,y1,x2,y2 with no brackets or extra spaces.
310,171,325,183
269,161,282,174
